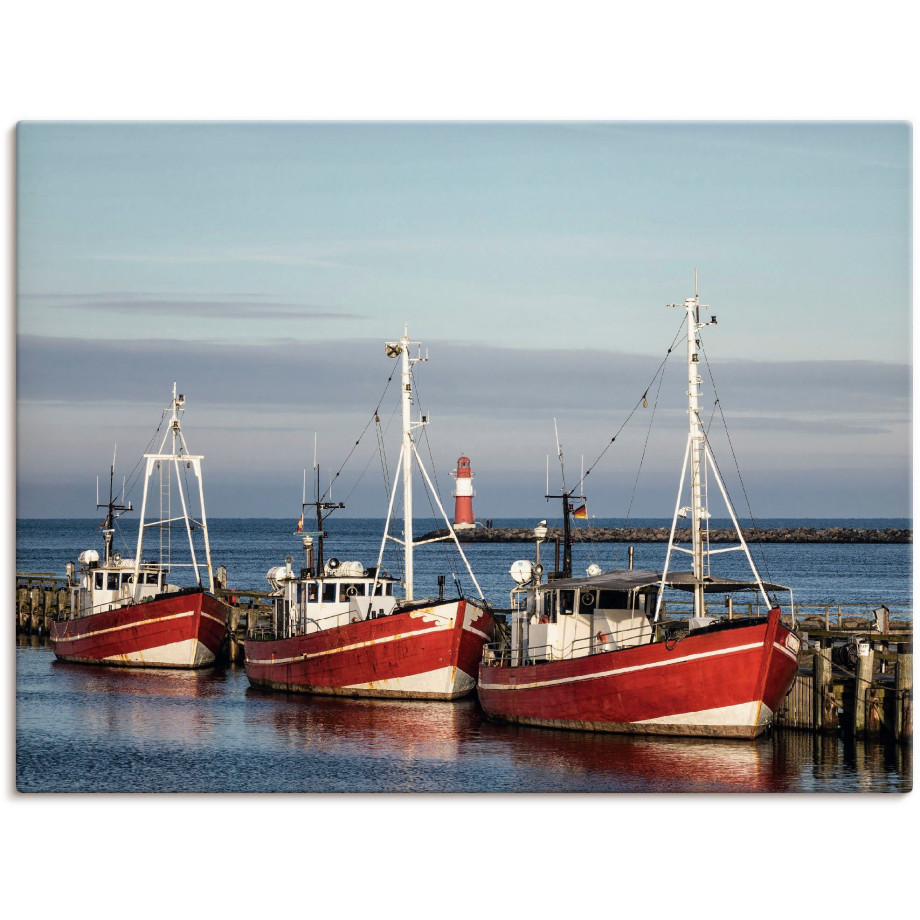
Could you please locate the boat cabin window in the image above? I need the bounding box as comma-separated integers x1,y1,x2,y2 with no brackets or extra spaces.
559,589,576,616
322,583,337,603
107,573,119,590
539,591,557,623
144,572,160,585
305,582,318,603
373,583,384,596
95,572,104,589
342,583,366,598
597,590,631,610
121,573,133,586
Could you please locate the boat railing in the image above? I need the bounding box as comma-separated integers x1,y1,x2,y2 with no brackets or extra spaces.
481,620,652,667
270,599,406,638
55,593,160,622
658,599,910,630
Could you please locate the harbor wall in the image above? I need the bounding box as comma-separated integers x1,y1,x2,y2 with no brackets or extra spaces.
419,526,911,543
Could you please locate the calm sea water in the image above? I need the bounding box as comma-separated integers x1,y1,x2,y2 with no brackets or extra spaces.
15,517,913,793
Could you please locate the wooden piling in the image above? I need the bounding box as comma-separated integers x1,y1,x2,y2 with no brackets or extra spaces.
17,587,29,631
896,652,912,742
813,645,832,732
227,604,242,663
853,641,875,737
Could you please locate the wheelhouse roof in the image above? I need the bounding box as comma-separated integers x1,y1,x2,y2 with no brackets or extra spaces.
539,569,790,595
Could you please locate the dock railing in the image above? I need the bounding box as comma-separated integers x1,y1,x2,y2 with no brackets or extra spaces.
793,602,911,633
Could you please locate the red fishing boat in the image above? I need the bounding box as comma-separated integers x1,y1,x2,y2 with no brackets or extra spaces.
478,276,800,739
50,384,227,669
244,328,494,699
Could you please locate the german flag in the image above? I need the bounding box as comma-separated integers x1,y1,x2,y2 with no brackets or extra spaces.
294,514,304,534
572,503,588,520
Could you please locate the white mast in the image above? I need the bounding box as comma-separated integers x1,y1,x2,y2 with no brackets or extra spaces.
686,270,706,617
377,328,485,603
400,326,417,598
655,272,771,621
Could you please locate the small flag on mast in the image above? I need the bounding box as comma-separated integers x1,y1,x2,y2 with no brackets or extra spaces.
572,503,588,520
294,514,304,534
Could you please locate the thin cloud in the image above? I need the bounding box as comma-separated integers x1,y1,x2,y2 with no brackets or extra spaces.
23,297,363,321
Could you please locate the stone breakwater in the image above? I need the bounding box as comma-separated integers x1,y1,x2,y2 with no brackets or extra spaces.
421,526,912,544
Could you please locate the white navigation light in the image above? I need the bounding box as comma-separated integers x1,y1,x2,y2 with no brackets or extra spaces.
509,560,534,585
586,564,602,577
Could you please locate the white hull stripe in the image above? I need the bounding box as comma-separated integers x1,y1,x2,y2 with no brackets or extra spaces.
247,622,450,666
56,610,200,643
635,700,772,728
101,637,215,667
479,641,766,692
343,665,475,695
773,641,798,663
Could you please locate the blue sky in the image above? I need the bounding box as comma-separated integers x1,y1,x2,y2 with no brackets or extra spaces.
16,122,912,518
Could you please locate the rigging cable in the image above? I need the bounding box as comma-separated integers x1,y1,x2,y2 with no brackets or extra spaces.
336,397,401,509
318,358,400,505
698,336,779,605
562,315,687,571
614,334,675,569
412,373,465,596
112,407,171,560
573,315,688,496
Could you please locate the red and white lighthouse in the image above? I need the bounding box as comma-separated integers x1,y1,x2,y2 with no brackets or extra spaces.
451,454,476,529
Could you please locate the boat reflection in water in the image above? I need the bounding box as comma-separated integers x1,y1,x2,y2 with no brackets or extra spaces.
247,690,480,765
245,685,797,792
475,724,794,793
50,657,228,700
47,656,229,747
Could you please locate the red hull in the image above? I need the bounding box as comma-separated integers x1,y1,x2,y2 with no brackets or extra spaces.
245,599,494,700
477,609,799,739
49,590,228,669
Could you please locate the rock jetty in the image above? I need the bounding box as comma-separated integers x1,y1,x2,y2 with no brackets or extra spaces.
420,526,911,544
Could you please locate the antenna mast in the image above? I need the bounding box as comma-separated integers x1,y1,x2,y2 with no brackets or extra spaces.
304,439,344,575
98,443,133,565
545,419,584,579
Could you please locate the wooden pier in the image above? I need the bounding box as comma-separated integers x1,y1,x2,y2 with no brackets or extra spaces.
775,640,912,743
15,573,70,636
15,573,911,743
